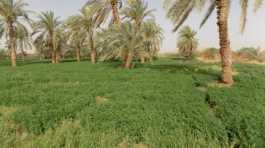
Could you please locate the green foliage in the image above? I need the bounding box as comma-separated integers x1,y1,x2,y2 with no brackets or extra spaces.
0,59,264,147
177,26,198,59
237,47,265,62
200,47,219,60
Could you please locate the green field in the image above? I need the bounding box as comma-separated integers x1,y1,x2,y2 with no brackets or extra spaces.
0,59,264,148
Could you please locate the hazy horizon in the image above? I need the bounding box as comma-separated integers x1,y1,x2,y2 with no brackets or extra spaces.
10,0,265,53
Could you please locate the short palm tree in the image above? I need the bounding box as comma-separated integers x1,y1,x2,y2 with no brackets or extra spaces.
141,20,163,62
99,20,163,68
53,27,67,63
99,22,144,68
65,17,88,62
0,0,31,67
177,26,198,59
16,25,34,61
164,0,263,85
33,11,61,63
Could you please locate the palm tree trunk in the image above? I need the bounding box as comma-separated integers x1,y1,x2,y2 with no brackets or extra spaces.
8,21,17,67
216,0,234,85
90,35,96,64
55,50,60,63
124,51,133,69
51,50,56,63
140,54,145,64
76,47,81,62
111,0,121,24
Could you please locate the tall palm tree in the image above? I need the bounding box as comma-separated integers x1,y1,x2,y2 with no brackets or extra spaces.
0,0,31,67
177,26,198,59
164,0,263,85
122,0,154,64
33,11,61,63
67,8,107,64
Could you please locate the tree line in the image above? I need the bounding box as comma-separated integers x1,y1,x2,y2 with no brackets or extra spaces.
0,0,264,86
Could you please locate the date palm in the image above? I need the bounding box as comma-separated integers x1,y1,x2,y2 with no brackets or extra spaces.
99,20,163,68
33,11,61,63
65,17,88,62
99,22,144,68
177,26,198,59
16,24,33,61
164,0,263,85
0,0,31,67
68,8,107,64
122,0,154,64
141,20,163,62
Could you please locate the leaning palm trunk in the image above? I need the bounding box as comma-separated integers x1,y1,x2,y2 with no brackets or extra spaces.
216,0,234,85
51,49,56,63
90,35,96,64
55,50,60,63
140,54,145,64
125,51,133,69
8,22,17,67
76,47,81,62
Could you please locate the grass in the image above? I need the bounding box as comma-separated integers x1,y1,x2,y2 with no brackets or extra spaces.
0,58,264,148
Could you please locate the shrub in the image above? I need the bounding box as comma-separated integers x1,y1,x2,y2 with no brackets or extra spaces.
177,26,198,59
200,48,219,60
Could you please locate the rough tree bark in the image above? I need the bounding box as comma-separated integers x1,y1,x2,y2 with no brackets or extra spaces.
55,50,60,63
124,51,133,69
51,50,56,64
90,35,96,64
8,21,17,67
76,46,81,62
140,54,145,64
216,0,234,85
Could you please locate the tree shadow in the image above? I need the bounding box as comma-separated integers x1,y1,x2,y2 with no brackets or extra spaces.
147,62,220,78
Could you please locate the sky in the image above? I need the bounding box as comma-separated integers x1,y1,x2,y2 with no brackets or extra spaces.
25,0,265,53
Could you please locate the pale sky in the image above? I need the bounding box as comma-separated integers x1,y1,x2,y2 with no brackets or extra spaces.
25,0,265,53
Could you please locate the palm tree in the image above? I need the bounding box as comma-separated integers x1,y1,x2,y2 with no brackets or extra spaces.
99,22,144,68
141,20,163,62
33,11,61,63
164,0,263,85
65,17,88,62
53,27,67,63
99,20,163,68
16,24,34,61
177,26,198,59
122,0,154,64
67,8,107,64
0,0,31,67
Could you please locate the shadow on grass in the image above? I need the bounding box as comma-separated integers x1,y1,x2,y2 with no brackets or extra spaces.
148,62,220,78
